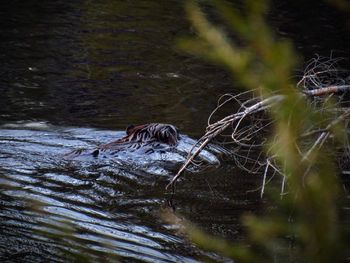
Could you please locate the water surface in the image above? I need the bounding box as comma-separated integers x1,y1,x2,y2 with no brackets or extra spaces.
0,0,349,262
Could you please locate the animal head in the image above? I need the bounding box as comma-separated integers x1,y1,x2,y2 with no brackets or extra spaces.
125,123,180,146
64,123,181,160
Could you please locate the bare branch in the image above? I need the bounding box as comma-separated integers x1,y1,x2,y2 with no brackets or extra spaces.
168,56,350,196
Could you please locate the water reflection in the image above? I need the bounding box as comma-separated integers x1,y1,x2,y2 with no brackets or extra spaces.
0,123,195,261
0,0,349,262
0,122,259,262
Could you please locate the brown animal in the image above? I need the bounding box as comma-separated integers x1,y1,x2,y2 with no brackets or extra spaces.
64,123,180,159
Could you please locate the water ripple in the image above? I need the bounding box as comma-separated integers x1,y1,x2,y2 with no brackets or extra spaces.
0,124,227,262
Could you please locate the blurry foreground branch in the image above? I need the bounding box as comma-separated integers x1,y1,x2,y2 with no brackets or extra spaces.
167,2,350,261
168,55,350,192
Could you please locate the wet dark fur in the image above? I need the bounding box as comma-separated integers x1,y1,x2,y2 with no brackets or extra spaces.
64,123,180,159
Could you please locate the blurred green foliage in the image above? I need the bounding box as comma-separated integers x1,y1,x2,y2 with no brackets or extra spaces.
178,1,349,262
328,0,350,12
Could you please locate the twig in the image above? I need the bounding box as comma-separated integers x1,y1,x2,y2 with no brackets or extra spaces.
302,108,350,161
261,161,269,198
166,95,284,189
303,85,350,96
167,56,350,195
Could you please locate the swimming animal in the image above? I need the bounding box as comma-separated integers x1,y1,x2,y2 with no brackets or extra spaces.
64,123,180,159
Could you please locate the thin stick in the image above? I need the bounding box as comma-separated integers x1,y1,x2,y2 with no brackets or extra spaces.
261,162,269,198
167,57,350,193
303,85,350,96
166,95,284,189
302,108,350,161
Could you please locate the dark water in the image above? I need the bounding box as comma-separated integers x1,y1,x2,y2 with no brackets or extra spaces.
0,0,349,262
